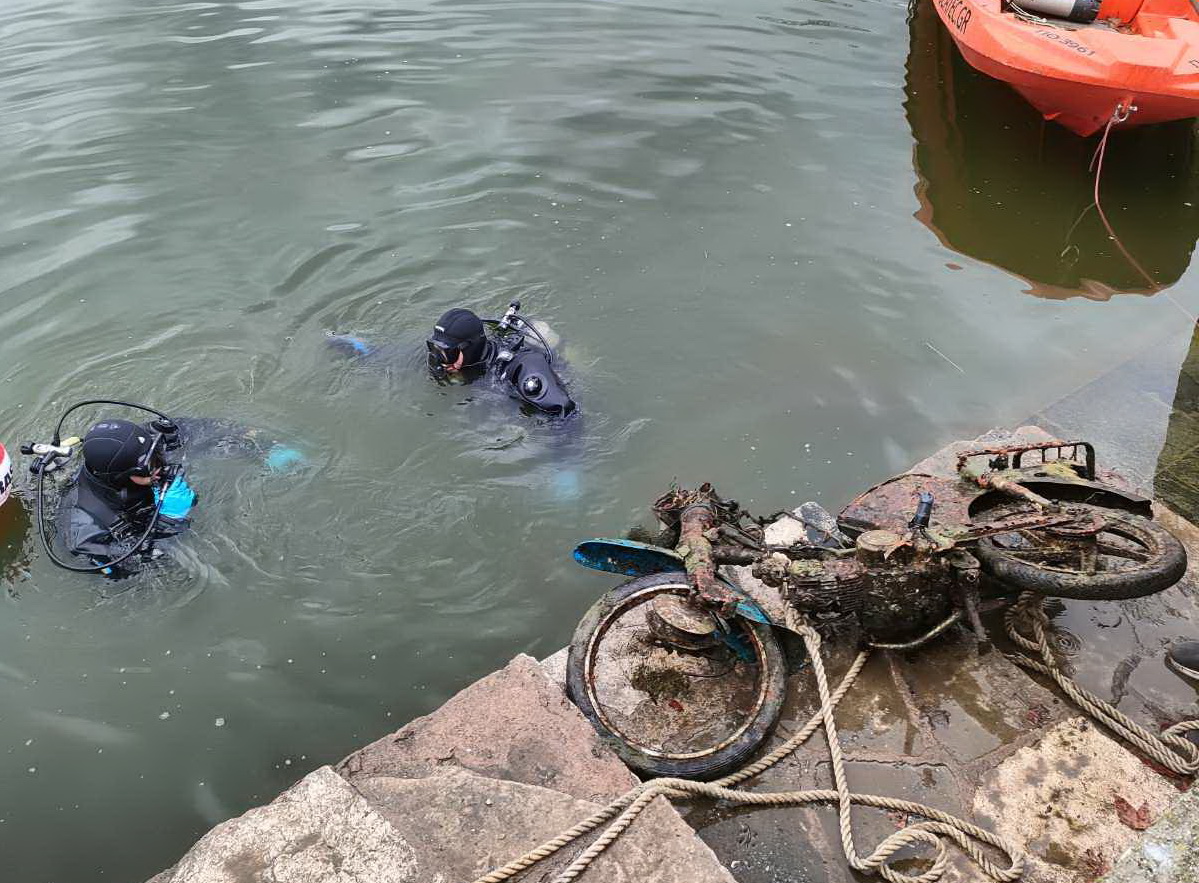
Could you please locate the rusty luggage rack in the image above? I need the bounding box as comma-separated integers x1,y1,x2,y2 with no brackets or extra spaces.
955,439,1096,479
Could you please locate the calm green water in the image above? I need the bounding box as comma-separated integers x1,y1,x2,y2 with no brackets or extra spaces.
1,0,1198,880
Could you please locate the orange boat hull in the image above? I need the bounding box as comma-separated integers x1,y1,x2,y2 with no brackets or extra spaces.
933,0,1199,134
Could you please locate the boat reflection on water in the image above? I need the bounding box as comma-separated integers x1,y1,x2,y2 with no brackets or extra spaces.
904,0,1199,299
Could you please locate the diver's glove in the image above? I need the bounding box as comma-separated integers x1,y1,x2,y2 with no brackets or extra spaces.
155,474,197,520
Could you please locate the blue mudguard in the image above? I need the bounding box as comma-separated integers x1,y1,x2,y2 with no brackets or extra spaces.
573,538,684,577
572,538,772,625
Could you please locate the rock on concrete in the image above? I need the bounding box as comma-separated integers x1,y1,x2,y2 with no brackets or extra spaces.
971,717,1180,883
685,648,956,883
355,766,737,883
1101,787,1199,883
337,653,637,803
152,653,739,883
154,766,418,883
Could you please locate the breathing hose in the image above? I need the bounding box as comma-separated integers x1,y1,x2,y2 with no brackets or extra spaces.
487,302,556,364
28,399,181,574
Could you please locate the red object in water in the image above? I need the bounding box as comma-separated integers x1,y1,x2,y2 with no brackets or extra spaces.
0,443,11,508
932,0,1199,134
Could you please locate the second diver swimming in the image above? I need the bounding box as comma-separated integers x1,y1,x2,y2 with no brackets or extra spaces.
330,301,577,418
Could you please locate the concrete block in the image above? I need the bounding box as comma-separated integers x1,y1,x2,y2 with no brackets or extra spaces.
154,766,417,883
689,650,953,883
337,654,637,803
899,638,1069,764
355,766,737,883
1101,788,1199,883
540,647,567,688
972,717,1180,883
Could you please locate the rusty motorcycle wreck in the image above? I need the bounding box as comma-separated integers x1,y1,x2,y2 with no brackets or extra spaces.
566,440,1188,779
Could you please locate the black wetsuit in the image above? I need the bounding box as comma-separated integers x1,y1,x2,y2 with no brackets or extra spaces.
56,468,178,573
55,418,285,575
485,336,576,417
329,329,576,417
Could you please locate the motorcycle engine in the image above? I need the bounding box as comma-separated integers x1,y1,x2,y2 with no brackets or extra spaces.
752,528,955,644
752,554,866,620
852,531,954,644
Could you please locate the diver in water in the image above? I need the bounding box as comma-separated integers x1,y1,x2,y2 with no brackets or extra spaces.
329,301,576,417
426,302,576,417
55,417,195,576
24,400,305,578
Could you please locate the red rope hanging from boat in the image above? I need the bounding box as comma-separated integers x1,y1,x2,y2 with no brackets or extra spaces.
1090,103,1162,293
1089,105,1198,321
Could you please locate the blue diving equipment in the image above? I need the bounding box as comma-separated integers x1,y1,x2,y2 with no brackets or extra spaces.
155,474,197,521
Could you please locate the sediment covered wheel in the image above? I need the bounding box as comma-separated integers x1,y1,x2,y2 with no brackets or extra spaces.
973,502,1187,600
566,571,785,780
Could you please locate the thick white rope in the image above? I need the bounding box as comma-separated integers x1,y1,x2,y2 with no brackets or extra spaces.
1005,592,1199,776
470,612,1024,883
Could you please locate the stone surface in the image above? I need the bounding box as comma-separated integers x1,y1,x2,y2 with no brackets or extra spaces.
1101,787,1199,883
687,648,955,883
1032,325,1197,501
153,762,738,883
337,653,637,803
688,801,849,883
155,766,418,883
356,766,737,883
540,647,567,688
900,637,1070,765
971,717,1180,883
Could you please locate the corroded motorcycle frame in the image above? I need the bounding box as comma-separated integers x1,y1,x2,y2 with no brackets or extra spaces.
566,439,1188,778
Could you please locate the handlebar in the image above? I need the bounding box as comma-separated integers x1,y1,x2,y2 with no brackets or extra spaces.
909,491,934,529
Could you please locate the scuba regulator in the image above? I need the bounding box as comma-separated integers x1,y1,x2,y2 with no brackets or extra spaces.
493,301,557,359
23,400,186,573
489,301,576,416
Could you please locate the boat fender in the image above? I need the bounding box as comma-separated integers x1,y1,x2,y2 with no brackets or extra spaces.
1013,0,1100,22
0,443,11,508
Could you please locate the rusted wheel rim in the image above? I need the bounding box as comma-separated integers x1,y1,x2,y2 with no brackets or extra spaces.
983,504,1163,577
583,582,771,760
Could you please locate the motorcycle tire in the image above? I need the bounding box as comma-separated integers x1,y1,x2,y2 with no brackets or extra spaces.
566,571,786,780
974,504,1187,601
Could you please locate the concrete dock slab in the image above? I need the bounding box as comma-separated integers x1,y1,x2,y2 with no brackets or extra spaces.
336,653,636,804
